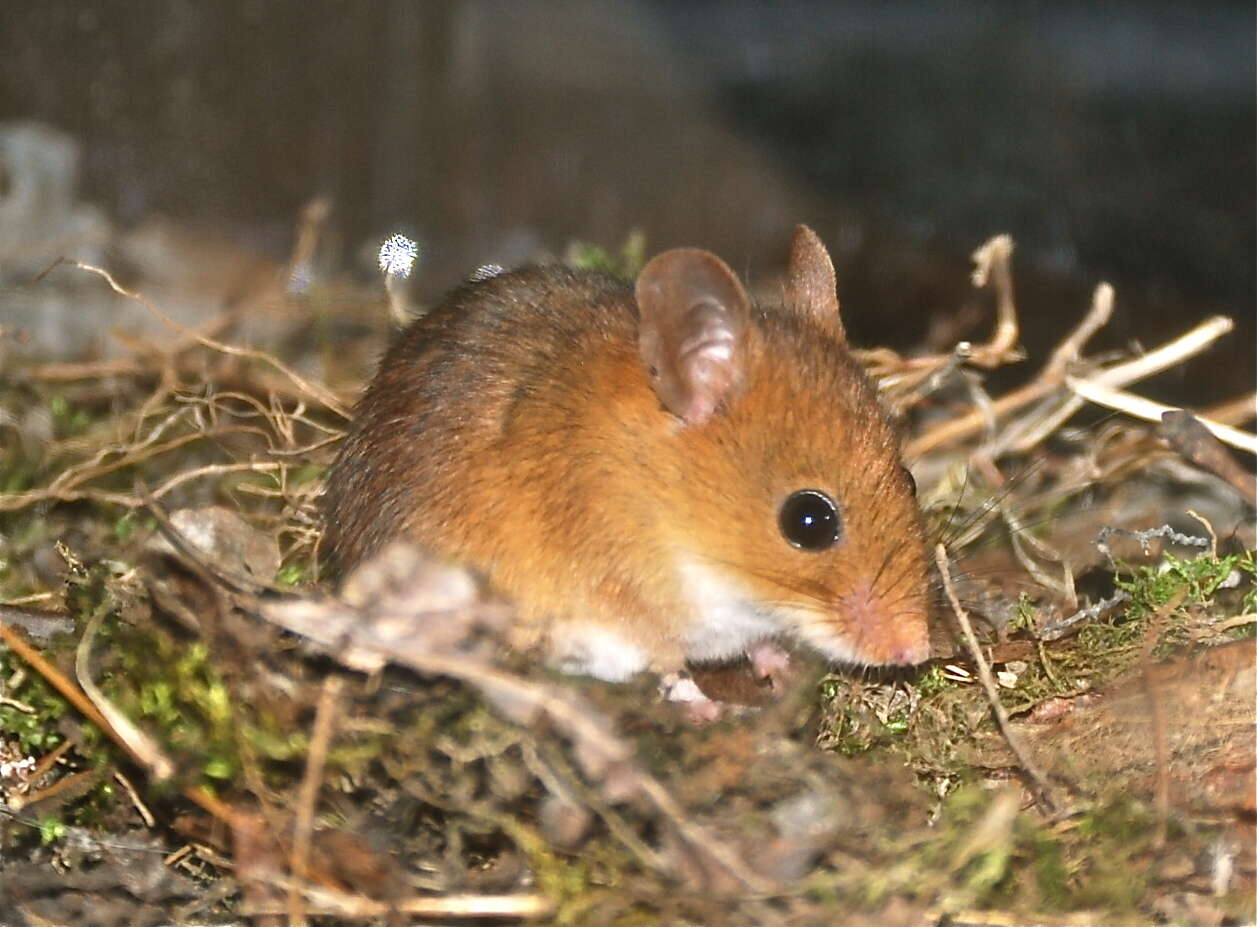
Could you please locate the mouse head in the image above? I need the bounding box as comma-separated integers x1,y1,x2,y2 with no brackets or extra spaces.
634,225,930,667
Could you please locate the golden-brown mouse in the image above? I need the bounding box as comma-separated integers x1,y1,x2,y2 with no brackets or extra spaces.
323,226,930,709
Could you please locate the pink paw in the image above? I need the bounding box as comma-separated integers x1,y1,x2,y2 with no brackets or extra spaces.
748,641,793,690
659,672,723,723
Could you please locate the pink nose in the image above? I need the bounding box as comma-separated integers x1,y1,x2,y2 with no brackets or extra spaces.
883,635,931,666
838,585,930,666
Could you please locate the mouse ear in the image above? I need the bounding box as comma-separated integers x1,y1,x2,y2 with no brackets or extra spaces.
635,248,750,426
784,224,846,344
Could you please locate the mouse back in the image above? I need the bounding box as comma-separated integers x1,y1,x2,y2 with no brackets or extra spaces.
321,265,635,572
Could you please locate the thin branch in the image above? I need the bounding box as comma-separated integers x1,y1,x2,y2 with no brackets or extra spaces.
75,604,176,781
934,543,1061,815
995,284,1117,453
69,259,350,418
1140,589,1186,849
243,890,553,919
1067,376,1257,456
149,460,286,499
966,235,1023,369
907,282,1115,458
1094,315,1234,387
287,674,345,927
1202,391,1257,427
0,460,287,513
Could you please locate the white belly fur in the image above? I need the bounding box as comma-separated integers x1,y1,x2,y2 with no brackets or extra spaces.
549,624,650,682
546,560,784,681
677,558,781,662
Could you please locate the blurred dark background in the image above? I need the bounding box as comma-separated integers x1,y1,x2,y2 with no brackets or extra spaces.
0,0,1252,401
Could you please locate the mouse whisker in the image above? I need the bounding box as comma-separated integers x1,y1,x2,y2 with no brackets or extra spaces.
929,415,1126,552
932,457,1046,549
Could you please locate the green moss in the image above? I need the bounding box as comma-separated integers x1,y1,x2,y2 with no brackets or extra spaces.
565,231,647,280
1117,550,1241,615
1004,548,1255,711
807,542,1255,919
1027,829,1069,904
0,631,120,846
914,663,960,699
274,563,305,586
36,814,69,845
49,394,92,438
1008,593,1038,632
0,454,39,495
0,657,70,753
1241,548,1257,614
40,554,317,795
822,701,889,756
105,626,242,785
111,512,154,542
1067,802,1156,910
920,788,1165,915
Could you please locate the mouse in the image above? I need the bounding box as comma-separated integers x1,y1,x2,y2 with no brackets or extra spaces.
322,225,931,713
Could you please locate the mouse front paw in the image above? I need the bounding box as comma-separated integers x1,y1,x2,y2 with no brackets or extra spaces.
747,641,794,691
659,671,723,723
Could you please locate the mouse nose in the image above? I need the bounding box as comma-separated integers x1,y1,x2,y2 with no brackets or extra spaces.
837,583,931,666
883,634,931,666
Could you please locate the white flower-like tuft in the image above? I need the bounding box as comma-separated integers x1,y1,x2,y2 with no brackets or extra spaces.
378,233,418,279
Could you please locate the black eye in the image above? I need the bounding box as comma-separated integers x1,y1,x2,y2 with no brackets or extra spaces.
901,466,917,495
778,489,841,551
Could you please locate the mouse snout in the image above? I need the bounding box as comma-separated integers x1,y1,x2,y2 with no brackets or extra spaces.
880,633,931,667
835,582,930,667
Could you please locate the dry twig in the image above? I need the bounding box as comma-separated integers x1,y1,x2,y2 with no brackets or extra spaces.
1139,588,1187,848
68,259,350,418
934,543,1061,815
907,282,1114,458
287,674,345,927
243,890,553,920
1067,378,1257,456
75,604,177,781
1158,412,1256,504
966,235,1024,369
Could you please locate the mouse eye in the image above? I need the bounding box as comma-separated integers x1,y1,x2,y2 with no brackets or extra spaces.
901,466,917,495
778,489,841,551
